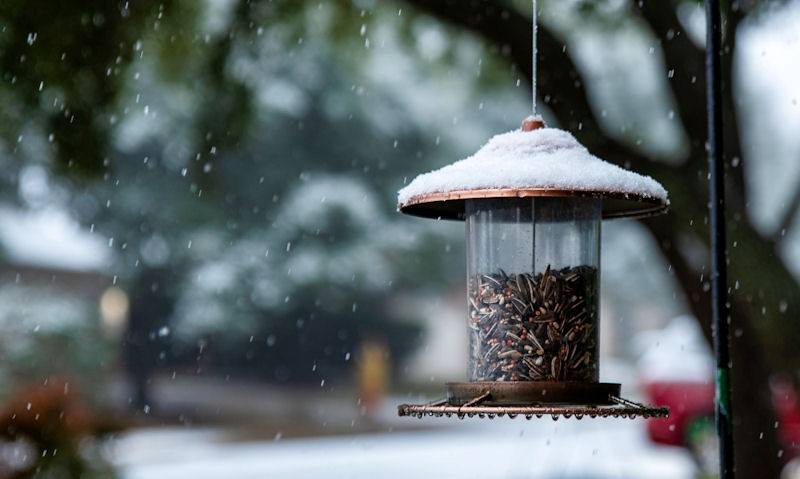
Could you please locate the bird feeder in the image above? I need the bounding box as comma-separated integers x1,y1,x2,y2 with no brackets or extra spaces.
397,117,670,419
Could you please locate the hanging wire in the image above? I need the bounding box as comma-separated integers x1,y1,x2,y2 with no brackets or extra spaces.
705,0,735,476
531,0,537,115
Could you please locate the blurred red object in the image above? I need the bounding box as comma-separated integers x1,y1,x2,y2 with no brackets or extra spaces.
644,376,800,458
771,377,800,457
644,380,714,446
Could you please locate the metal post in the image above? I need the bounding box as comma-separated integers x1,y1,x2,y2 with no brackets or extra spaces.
706,0,735,477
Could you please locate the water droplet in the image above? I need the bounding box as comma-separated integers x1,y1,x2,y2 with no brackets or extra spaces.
158,326,170,337
345,352,351,361
27,32,37,45
181,168,188,177
143,404,151,414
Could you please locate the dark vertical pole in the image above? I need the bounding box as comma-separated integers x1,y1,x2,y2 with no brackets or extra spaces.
706,0,734,477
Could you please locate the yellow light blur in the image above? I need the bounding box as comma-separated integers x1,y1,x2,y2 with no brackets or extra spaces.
99,286,129,338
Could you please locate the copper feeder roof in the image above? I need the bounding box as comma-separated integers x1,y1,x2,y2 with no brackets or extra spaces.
398,117,669,220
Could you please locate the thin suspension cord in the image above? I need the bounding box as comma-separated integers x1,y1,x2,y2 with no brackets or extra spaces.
532,0,537,116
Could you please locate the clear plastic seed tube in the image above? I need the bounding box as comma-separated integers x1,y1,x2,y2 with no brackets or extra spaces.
466,197,601,382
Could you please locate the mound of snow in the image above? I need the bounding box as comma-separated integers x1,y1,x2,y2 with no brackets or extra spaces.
398,126,668,206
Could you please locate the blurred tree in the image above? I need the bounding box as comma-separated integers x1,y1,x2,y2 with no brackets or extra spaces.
0,0,165,176
0,0,471,399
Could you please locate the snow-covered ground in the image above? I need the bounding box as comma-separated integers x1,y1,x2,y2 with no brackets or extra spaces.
108,414,696,479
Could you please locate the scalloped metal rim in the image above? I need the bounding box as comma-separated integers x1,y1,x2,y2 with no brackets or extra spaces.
398,394,669,420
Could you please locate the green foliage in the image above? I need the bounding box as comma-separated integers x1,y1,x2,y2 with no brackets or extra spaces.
0,287,116,403
0,0,169,175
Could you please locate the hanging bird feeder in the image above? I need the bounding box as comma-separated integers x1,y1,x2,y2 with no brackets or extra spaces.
395,116,670,420
395,1,670,420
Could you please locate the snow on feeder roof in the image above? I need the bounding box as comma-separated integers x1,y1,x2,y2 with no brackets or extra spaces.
398,118,669,220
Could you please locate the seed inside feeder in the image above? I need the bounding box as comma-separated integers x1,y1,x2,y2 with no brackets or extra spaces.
468,265,597,382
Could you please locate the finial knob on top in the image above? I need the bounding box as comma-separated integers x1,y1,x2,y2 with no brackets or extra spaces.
521,115,546,131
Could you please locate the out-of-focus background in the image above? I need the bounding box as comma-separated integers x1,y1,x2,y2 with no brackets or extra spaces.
0,1,799,478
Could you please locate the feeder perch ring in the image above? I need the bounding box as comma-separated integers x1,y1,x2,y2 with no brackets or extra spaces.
397,393,668,420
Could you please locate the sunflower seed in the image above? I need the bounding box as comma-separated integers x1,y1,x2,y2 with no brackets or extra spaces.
468,265,598,382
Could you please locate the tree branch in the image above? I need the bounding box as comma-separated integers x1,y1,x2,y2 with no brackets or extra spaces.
635,0,706,152
772,179,800,242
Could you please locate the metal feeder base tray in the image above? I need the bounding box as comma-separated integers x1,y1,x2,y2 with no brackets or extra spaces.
447,381,621,405
398,382,669,420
